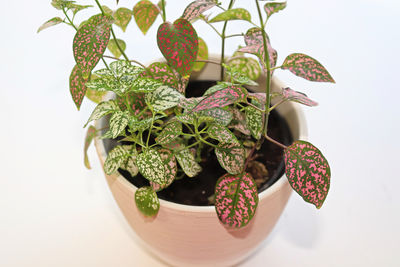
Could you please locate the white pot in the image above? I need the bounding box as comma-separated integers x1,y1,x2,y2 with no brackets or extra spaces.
94,61,307,267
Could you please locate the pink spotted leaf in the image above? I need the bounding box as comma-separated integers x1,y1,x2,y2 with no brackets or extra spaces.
282,53,335,83
192,85,247,112
264,1,287,18
157,18,199,77
182,0,217,22
133,0,160,34
282,87,318,107
146,62,179,90
215,173,259,228
73,14,113,79
155,120,182,145
151,148,177,191
84,125,97,169
284,140,331,209
215,142,246,175
69,64,88,110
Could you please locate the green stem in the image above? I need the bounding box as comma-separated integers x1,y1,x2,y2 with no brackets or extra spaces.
161,0,166,22
265,135,287,149
203,19,222,37
269,99,286,112
255,0,272,135
220,0,235,81
225,33,244,38
63,8,77,30
101,57,110,69
146,111,156,147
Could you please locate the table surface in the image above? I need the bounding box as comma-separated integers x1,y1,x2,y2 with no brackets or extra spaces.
1,1,399,266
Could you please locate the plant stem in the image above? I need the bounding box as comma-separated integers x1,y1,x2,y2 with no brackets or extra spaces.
103,55,147,68
203,19,222,37
265,135,287,149
146,111,156,147
195,59,221,65
161,0,166,22
269,99,286,112
63,8,77,30
255,0,272,135
225,33,244,38
220,0,235,81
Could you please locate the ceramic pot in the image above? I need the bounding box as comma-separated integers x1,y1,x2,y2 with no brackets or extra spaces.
94,60,307,267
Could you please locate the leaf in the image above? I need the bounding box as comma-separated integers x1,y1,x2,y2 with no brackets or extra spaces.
133,0,160,34
192,37,208,72
104,145,130,175
135,186,160,217
207,124,238,144
107,39,126,59
151,148,177,191
204,82,231,96
223,63,258,86
51,0,74,10
199,108,232,126
215,142,246,175
209,8,251,23
282,53,335,83
238,27,277,70
70,4,92,15
284,140,331,209
137,149,167,185
84,126,97,169
264,1,287,18
102,5,114,16
145,86,184,112
113,7,132,32
282,87,318,107
146,62,180,89
122,155,139,177
192,85,247,112
85,88,107,104
228,54,261,81
182,0,217,22
155,121,182,145
245,99,263,139
109,111,130,138
175,148,202,177
215,173,258,228
229,107,250,135
130,115,165,132
117,92,147,116
161,138,185,151
130,77,164,93
37,17,63,33
85,100,119,127
73,14,113,79
69,65,88,110
157,18,199,77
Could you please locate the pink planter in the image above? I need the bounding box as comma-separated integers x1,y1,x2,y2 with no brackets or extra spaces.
94,61,307,266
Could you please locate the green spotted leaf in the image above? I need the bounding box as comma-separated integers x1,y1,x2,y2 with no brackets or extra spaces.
245,99,263,139
192,85,247,112
215,142,246,175
85,100,119,127
176,148,202,177
284,141,331,209
282,53,335,83
133,0,160,34
70,4,92,15
145,86,184,112
109,111,130,138
182,0,217,22
104,145,130,175
130,77,164,93
107,39,126,59
208,124,238,144
224,63,258,86
137,149,167,185
102,5,114,16
69,64,88,110
209,8,251,23
193,37,208,72
51,0,74,10
146,62,180,89
122,155,139,177
73,14,113,79
113,7,132,32
155,121,182,145
215,172,258,228
264,1,287,18
157,18,199,77
129,114,165,132
84,125,97,169
37,17,63,33
151,149,177,191
135,186,160,217
228,54,261,81
199,108,232,126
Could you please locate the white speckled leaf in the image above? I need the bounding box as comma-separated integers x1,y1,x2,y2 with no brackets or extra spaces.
229,108,250,135
155,121,182,145
109,111,130,138
146,85,184,112
104,145,130,175
151,148,177,191
130,77,164,93
85,100,119,127
137,149,166,185
245,99,263,139
208,124,239,144
215,142,245,175
135,186,160,217
176,148,202,177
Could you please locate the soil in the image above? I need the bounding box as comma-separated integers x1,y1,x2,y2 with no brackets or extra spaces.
111,81,293,206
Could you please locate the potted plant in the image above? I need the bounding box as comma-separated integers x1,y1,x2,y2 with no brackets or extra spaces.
39,0,334,266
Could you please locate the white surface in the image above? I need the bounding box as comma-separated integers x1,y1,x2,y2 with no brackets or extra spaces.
1,0,399,266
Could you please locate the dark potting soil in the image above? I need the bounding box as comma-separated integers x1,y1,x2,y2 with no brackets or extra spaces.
111,81,293,206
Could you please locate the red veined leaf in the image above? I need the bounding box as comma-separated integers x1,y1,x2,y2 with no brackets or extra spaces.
215,172,259,228
84,125,97,169
282,87,318,107
69,64,88,110
284,140,331,209
192,85,247,112
157,18,199,77
182,0,217,22
282,53,335,83
133,0,160,34
73,14,113,79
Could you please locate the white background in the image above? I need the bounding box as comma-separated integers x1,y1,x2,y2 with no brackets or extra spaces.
1,0,399,266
